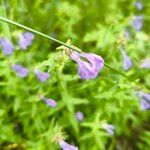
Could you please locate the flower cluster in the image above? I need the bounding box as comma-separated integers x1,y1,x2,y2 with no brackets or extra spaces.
0,32,34,55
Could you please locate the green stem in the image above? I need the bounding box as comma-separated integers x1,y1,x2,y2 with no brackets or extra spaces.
0,16,79,52
104,63,129,80
0,16,128,80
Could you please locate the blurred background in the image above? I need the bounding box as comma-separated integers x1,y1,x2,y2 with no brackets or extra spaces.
0,0,150,149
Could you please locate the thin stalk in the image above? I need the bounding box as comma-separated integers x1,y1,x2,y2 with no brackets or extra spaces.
0,16,128,80
0,16,79,52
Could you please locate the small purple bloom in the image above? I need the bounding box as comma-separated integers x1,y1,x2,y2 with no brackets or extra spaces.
70,51,104,80
140,58,150,68
0,37,14,55
59,140,78,150
44,98,57,107
18,32,34,50
120,48,132,70
76,111,84,121
131,15,143,31
135,1,143,10
124,30,130,39
102,124,115,135
137,91,150,110
35,70,50,82
11,64,28,78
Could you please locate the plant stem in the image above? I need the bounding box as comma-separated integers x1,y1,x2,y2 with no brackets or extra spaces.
0,16,129,80
0,16,79,52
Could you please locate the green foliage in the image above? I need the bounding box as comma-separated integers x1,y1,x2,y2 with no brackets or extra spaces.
0,0,150,149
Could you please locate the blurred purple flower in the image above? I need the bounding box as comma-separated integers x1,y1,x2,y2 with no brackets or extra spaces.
102,124,115,135
124,30,130,39
59,140,78,150
44,98,57,107
35,70,50,82
131,15,143,31
135,1,143,10
140,58,150,68
70,51,104,80
120,48,132,71
76,111,84,121
137,91,150,110
18,32,34,50
0,37,14,55
11,64,28,78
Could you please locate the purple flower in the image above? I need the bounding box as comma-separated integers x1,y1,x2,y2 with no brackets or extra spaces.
76,111,84,121
35,70,50,82
0,37,14,55
18,32,34,50
11,64,28,78
70,51,104,80
137,91,150,110
59,140,78,150
44,98,57,107
135,1,143,10
131,15,143,31
120,48,132,70
124,30,130,39
140,58,150,68
102,124,115,135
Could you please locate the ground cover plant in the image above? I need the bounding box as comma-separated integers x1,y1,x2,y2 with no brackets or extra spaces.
0,0,150,149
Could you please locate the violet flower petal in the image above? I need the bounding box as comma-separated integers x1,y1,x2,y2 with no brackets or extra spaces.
102,124,115,135
70,51,104,80
0,37,14,55
35,70,50,82
18,32,34,50
76,111,84,121
120,48,132,70
124,30,130,39
131,15,143,31
80,53,104,72
135,1,143,10
137,91,150,110
11,64,28,78
140,58,150,68
59,140,78,150
77,60,98,80
140,99,150,110
44,98,57,107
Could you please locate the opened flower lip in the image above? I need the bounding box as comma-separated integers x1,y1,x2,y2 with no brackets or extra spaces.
120,48,132,71
0,37,14,55
70,51,104,80
18,32,34,50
